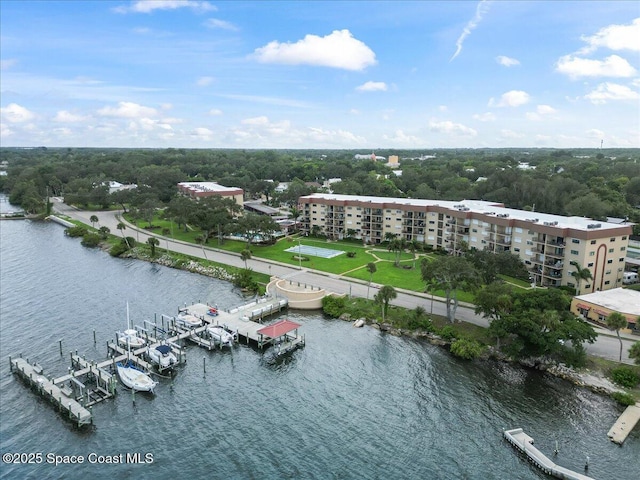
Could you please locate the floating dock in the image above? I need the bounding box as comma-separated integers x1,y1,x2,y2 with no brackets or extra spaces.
9,295,297,426
503,428,594,480
607,403,640,445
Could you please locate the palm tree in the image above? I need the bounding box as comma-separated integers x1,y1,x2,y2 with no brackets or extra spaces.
116,222,130,248
366,262,377,299
374,285,397,323
570,261,593,295
98,225,110,239
89,214,99,228
630,340,640,365
147,237,159,257
606,312,628,362
241,248,252,269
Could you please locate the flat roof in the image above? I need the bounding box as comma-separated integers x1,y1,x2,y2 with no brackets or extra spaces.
178,182,242,194
574,288,640,316
300,193,631,233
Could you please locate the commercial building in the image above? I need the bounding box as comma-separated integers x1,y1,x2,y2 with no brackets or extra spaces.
177,182,244,206
298,193,633,294
571,288,640,334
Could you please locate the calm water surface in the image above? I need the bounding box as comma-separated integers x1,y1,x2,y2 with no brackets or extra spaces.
0,210,638,479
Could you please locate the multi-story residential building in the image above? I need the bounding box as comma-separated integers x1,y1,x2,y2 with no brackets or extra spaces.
298,193,633,294
177,182,244,206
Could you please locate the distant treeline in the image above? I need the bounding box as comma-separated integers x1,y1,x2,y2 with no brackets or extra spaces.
1,147,639,233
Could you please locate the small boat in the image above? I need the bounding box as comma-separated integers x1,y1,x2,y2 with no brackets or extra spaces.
207,307,219,316
147,344,177,370
207,325,235,347
175,310,202,328
116,361,157,392
118,303,146,348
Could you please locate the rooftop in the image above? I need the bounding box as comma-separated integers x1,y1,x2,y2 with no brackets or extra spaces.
575,288,640,316
178,182,242,193
300,193,631,233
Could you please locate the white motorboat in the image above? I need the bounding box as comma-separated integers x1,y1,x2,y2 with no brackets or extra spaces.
207,325,235,347
175,310,202,328
116,361,157,392
147,344,177,369
117,302,146,348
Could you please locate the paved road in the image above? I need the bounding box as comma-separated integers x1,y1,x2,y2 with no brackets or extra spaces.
51,199,638,364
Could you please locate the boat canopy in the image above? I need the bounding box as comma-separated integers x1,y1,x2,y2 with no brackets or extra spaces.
155,345,171,354
257,319,301,339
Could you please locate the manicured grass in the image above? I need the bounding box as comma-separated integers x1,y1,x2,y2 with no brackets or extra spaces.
346,261,424,291
498,274,532,290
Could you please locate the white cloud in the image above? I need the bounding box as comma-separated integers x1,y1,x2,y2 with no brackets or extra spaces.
556,54,636,79
192,127,215,140
53,111,87,123
196,76,214,87
208,108,223,116
1,59,17,70
114,1,216,14
496,55,520,67
356,81,388,92
488,90,530,107
203,18,238,31
526,104,557,121
0,103,36,123
584,82,640,104
472,112,495,122
253,29,376,71
438,105,448,112
349,109,360,115
241,116,270,126
585,129,605,140
97,102,159,118
429,120,477,136
580,18,640,53
451,0,491,61
382,130,423,147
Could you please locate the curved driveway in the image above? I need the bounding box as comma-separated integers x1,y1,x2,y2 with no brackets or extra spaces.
52,199,637,364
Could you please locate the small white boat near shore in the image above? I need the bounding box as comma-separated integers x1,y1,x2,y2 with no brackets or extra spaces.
147,344,177,369
207,325,235,347
116,361,157,392
175,310,202,328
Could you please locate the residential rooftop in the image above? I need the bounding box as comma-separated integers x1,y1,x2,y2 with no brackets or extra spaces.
575,288,640,316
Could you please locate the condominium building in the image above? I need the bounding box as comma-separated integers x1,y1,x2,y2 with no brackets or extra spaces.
298,193,633,294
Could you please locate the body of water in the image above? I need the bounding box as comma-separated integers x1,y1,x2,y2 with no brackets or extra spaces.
0,208,638,479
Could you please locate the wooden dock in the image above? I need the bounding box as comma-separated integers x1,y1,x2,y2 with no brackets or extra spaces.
8,295,295,427
607,403,640,445
10,357,94,426
503,428,594,480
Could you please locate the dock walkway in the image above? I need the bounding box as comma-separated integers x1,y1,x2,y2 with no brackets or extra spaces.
607,403,640,445
503,428,594,480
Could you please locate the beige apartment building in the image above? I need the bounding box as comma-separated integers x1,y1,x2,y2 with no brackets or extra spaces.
298,193,632,294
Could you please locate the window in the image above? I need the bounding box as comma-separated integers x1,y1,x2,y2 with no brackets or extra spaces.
621,246,626,251
514,247,520,252
605,280,611,285
589,252,595,256
619,258,625,262
609,248,614,253
606,270,611,275
590,240,596,245
347,214,352,217
610,238,615,242
571,250,579,255
472,229,478,233
572,239,580,244
588,263,594,267
515,227,523,233
622,236,627,240
585,284,591,289
607,259,613,264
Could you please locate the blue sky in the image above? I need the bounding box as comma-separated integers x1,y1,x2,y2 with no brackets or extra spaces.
1,1,638,149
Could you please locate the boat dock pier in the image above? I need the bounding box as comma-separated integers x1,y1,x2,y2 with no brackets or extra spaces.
607,403,640,445
9,295,298,426
503,428,594,480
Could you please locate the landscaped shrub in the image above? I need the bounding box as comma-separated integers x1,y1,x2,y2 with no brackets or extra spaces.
611,391,637,406
65,225,88,237
81,232,101,247
611,366,640,388
233,268,259,293
438,325,458,341
110,238,132,257
322,295,346,318
450,338,484,360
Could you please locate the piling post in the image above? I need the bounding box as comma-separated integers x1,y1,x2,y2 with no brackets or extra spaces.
132,388,135,405
585,455,589,471
203,356,206,374
93,330,96,345
9,356,12,372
